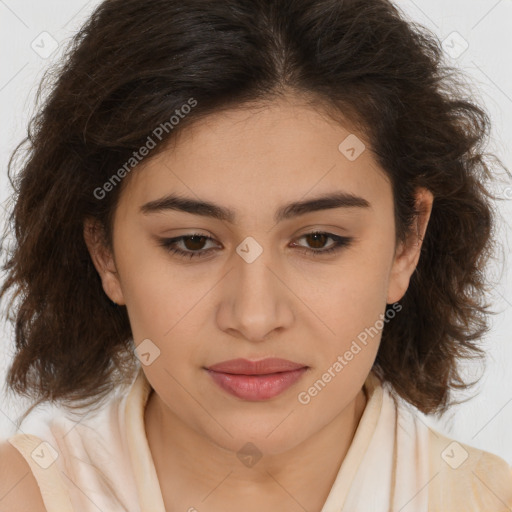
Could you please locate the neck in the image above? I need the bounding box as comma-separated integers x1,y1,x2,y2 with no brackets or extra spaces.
144,384,368,512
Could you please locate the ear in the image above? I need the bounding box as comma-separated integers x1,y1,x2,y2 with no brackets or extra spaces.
386,187,434,304
83,217,126,305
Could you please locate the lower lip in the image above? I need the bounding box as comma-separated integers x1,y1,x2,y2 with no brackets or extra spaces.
206,368,308,401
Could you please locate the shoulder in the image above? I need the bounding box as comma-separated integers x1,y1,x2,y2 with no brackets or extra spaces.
0,439,46,512
426,427,512,512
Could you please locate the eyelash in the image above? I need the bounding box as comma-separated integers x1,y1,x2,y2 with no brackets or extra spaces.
158,231,353,260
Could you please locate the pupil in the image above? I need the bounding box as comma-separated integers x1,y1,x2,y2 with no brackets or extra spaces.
308,233,326,249
184,235,205,250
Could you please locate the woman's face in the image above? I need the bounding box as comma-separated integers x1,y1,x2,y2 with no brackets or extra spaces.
86,95,432,455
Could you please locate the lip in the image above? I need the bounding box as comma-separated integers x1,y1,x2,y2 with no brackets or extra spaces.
207,357,306,375
205,358,308,401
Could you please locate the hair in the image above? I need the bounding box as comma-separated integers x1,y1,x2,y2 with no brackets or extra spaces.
1,0,509,425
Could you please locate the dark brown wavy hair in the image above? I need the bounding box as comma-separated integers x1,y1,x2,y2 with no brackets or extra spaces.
1,0,509,425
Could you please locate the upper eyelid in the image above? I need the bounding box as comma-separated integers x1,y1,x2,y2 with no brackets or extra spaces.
167,231,344,242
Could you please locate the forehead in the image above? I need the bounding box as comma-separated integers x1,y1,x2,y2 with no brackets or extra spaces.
117,96,392,221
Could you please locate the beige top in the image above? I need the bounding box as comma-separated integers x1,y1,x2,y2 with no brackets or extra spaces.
7,366,512,511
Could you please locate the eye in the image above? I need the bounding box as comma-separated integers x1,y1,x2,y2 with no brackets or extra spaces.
159,233,219,259
291,232,353,257
158,231,353,260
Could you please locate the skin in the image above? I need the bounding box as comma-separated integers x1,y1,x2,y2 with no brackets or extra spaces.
84,94,433,512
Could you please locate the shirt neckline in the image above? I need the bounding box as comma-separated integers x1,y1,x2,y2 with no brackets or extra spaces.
125,366,384,511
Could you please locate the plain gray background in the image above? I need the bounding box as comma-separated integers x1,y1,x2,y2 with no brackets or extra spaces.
1,0,511,465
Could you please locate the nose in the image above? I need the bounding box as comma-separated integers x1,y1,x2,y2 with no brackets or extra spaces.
215,245,294,343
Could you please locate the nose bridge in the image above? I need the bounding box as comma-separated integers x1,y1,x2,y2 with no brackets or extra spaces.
235,237,280,310
219,235,293,341
240,253,273,293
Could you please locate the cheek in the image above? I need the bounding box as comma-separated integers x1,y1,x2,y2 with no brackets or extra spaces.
116,219,393,354
123,270,201,346
310,248,392,345
115,242,211,375
113,228,197,334
297,265,389,411
308,247,388,364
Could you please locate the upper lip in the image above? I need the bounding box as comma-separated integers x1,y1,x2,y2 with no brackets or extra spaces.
206,358,307,375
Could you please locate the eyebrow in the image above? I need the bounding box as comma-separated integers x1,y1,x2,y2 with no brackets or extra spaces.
140,191,371,224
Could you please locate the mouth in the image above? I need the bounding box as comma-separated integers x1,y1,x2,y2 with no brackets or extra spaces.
204,358,309,401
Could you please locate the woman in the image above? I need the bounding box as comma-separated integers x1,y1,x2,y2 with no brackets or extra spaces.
1,0,511,510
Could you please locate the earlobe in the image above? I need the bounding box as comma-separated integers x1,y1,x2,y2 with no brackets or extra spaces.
83,218,126,306
386,187,434,304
